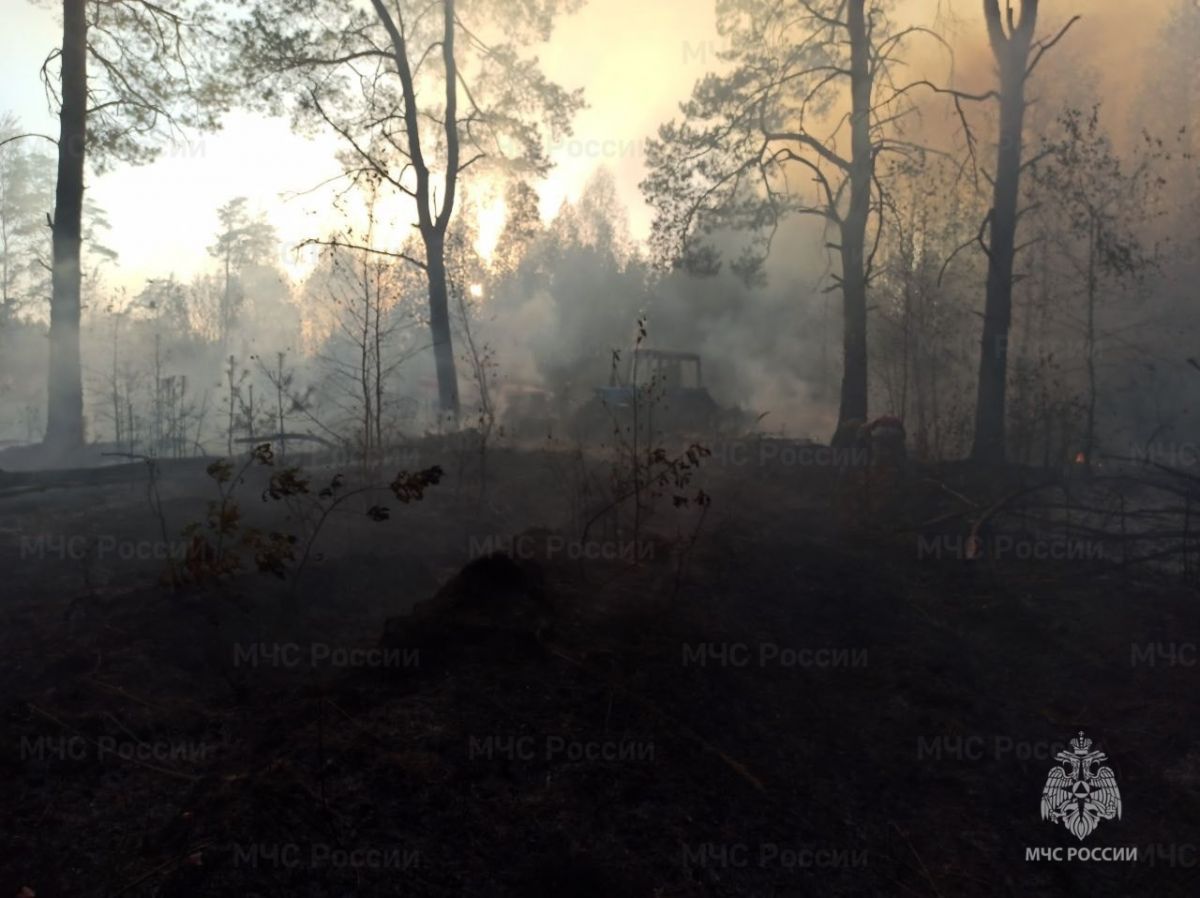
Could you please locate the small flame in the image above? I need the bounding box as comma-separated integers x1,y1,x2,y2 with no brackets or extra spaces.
1074,452,1086,464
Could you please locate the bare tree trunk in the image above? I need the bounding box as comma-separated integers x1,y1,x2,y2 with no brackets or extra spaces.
899,224,914,420
221,251,232,355
371,0,461,423
153,330,163,454
424,232,460,423
914,350,929,459
274,352,286,461
45,0,88,452
1083,215,1098,469
836,0,873,430
2,216,12,324
373,265,384,452
109,316,121,449
360,255,373,463
971,0,1041,463
225,355,236,457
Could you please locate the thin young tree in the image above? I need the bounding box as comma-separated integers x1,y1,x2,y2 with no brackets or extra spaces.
1030,105,1175,467
308,184,426,466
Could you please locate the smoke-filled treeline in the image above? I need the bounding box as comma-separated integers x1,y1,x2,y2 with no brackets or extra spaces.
0,0,1197,466
0,162,841,456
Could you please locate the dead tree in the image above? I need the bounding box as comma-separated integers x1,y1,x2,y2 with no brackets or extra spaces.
970,0,1078,463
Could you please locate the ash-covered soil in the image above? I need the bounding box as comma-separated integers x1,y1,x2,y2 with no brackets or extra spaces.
1,445,1197,896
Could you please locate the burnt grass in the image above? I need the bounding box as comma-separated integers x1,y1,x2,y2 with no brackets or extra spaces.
1,445,1197,897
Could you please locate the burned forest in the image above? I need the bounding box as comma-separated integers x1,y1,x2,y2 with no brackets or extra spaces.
2,0,1200,895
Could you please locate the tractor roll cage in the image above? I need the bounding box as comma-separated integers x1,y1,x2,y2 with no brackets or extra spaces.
610,349,704,389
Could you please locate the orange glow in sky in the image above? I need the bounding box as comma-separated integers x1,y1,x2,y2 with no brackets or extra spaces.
0,0,1170,291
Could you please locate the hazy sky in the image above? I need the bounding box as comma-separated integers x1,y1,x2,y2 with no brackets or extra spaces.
0,0,1170,289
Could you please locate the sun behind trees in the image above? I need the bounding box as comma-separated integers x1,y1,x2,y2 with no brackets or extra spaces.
5,3,1200,894
0,0,1194,466
232,0,584,424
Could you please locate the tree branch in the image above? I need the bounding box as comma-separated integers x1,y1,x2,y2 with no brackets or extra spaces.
1025,15,1081,80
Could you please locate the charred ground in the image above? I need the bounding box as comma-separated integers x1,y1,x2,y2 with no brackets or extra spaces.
1,442,1198,896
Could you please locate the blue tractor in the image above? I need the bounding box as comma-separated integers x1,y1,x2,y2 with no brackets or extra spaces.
572,348,724,443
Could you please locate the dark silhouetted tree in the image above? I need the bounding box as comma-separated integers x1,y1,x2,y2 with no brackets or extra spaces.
968,0,1078,462
38,0,231,454
642,0,949,438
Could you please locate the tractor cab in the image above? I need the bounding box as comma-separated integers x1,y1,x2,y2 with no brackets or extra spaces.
581,348,720,439
625,349,703,390
601,349,705,398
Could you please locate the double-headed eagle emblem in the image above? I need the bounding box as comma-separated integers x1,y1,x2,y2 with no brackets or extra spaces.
1040,731,1122,841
